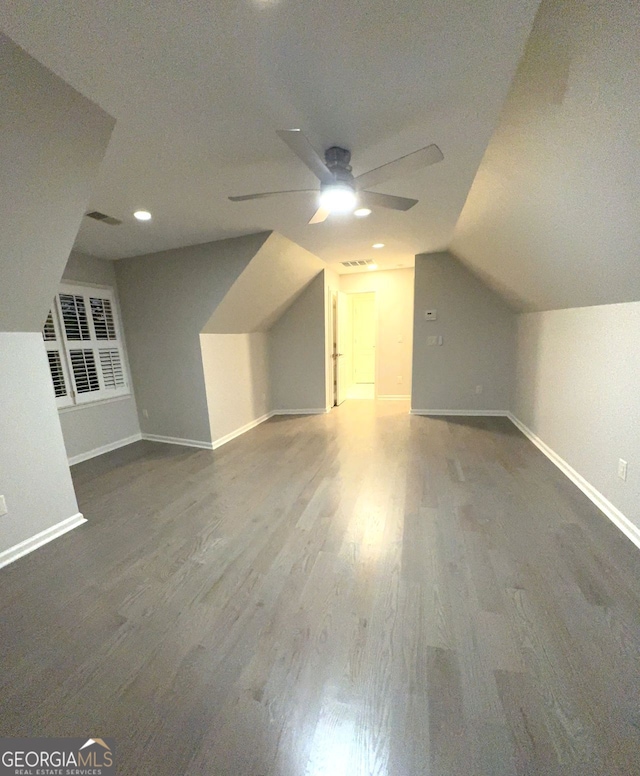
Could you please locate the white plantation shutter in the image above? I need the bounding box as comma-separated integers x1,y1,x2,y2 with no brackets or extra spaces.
99,348,126,388
69,348,101,396
90,296,117,340
43,310,56,342
42,309,73,408
58,293,91,341
44,283,131,407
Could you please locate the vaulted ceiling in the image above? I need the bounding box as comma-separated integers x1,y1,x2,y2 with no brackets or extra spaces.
451,0,640,311
0,0,540,272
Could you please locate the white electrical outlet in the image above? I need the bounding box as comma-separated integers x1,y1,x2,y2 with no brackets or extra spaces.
475,385,483,394
424,309,437,321
618,459,628,481
0,495,7,517
397,375,403,384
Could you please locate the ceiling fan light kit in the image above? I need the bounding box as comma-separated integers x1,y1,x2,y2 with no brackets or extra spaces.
319,182,357,213
229,129,443,225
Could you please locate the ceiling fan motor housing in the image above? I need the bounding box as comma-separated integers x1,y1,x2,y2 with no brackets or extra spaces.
324,146,355,190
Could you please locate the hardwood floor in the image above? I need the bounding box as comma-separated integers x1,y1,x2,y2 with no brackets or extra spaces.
1,400,639,775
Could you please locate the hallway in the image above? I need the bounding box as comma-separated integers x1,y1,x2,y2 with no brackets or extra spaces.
1,401,639,775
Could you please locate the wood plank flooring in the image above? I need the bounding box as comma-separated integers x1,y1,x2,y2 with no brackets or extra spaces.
1,400,640,775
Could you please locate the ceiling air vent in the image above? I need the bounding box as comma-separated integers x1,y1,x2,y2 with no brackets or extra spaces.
341,259,376,267
85,211,122,226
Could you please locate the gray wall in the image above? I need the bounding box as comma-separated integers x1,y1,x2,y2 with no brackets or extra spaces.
0,37,113,556
0,335,80,554
412,252,516,412
60,252,141,461
114,233,269,443
269,273,328,412
515,302,640,530
63,251,118,287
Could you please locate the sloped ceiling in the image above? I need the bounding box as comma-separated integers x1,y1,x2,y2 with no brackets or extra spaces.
203,232,325,333
0,34,113,332
451,0,640,312
0,0,539,273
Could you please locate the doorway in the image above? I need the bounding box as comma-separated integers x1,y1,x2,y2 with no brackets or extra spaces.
351,292,375,396
333,290,376,404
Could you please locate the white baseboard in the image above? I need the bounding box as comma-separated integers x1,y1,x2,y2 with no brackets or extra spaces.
141,409,328,453
210,412,273,450
272,408,330,415
0,513,87,571
410,409,509,417
378,394,411,401
68,433,143,466
507,413,640,550
141,433,214,450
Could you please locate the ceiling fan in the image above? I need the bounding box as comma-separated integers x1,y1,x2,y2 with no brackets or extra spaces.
228,129,444,224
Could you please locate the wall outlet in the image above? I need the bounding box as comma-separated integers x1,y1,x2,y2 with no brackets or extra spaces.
475,384,483,394
142,408,149,419
424,309,437,321
0,495,7,517
397,375,403,384
618,459,628,481
427,335,443,346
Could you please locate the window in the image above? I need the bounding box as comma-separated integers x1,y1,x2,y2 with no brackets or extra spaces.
42,284,130,409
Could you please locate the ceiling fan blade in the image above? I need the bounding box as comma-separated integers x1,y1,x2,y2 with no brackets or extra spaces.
228,189,316,202
359,191,418,211
355,144,443,191
277,129,334,184
308,206,330,224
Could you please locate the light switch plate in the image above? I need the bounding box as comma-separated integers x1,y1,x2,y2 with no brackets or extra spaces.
424,309,437,321
618,459,628,481
0,495,7,517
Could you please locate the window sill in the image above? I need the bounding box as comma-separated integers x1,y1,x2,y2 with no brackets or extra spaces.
58,393,133,414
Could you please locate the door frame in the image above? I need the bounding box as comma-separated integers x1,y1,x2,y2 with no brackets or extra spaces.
332,290,350,406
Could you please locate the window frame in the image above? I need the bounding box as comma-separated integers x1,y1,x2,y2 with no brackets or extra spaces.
43,282,131,409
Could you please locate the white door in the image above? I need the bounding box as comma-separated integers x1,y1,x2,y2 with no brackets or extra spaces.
335,291,349,405
352,292,375,383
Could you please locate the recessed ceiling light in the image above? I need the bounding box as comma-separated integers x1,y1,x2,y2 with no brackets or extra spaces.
372,243,384,249
368,263,378,271
319,184,357,213
133,210,152,221
354,208,372,218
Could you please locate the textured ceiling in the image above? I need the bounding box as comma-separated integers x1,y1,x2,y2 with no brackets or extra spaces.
451,0,640,311
0,0,539,272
